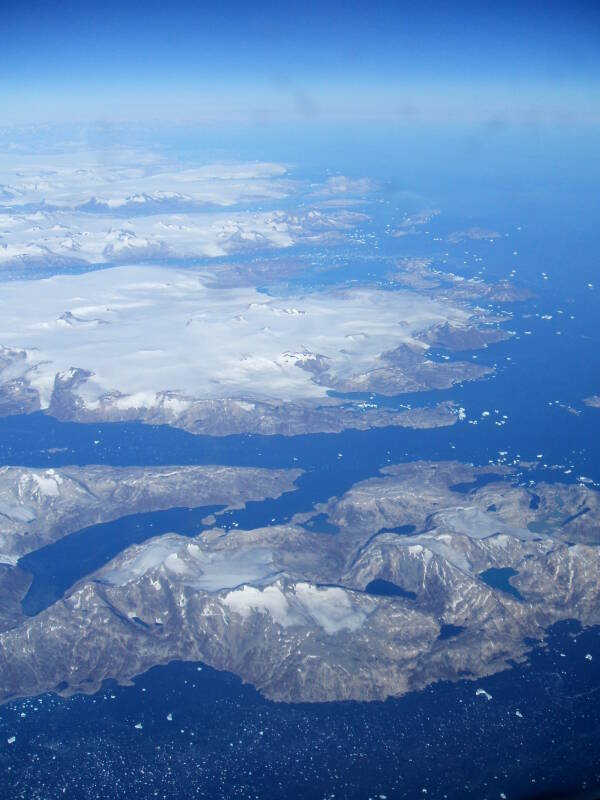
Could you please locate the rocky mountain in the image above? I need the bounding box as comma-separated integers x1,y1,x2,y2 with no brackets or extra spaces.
1,460,598,704
0,464,302,565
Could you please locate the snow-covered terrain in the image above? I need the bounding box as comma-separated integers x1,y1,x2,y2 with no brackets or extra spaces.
0,150,371,269
0,151,291,210
0,264,477,411
0,207,366,267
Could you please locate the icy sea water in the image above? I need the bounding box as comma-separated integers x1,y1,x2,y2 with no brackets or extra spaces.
0,620,599,800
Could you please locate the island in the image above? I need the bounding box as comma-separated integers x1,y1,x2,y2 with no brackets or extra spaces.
0,460,598,704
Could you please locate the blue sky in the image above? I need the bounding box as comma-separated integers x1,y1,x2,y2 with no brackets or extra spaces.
2,0,599,125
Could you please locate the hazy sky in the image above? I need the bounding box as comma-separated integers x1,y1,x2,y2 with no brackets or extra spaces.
2,0,599,125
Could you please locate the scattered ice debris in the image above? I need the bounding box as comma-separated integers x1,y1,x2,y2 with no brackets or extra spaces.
134,722,143,729
457,407,466,421
475,688,493,700
481,411,490,417
7,736,15,744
